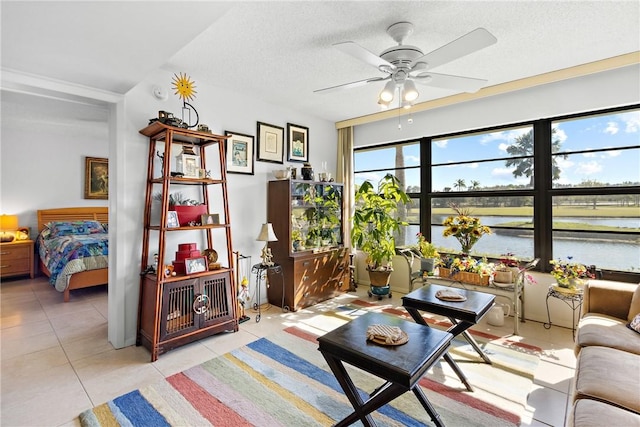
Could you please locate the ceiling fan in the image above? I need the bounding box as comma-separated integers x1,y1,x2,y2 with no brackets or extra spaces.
314,22,497,107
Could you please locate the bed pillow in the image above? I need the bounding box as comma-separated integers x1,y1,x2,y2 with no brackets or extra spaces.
46,220,106,237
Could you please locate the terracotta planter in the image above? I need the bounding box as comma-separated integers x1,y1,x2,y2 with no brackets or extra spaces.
368,269,392,287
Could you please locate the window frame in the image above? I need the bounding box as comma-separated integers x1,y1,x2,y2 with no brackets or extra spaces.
353,104,640,282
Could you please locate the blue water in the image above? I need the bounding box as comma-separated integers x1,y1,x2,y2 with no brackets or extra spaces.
405,217,639,272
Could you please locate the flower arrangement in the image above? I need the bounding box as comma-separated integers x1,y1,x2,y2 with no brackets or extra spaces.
415,232,439,258
439,255,495,286
498,252,519,269
549,257,594,288
442,204,492,254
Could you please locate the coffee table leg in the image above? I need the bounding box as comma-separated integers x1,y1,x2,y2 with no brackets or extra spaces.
405,307,474,392
413,386,446,427
448,319,492,364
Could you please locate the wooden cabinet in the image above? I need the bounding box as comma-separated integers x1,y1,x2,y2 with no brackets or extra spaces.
137,122,237,361
267,179,349,311
0,240,34,279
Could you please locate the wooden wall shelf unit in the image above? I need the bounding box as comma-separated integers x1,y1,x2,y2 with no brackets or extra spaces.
267,179,349,311
137,122,238,362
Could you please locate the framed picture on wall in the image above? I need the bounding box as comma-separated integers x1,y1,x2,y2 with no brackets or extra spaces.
224,131,254,175
256,121,284,164
84,157,108,199
287,123,309,162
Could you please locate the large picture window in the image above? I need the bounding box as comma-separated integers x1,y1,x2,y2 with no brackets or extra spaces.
353,105,639,280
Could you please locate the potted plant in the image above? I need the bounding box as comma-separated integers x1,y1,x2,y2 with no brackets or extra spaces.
442,204,491,255
549,256,594,290
495,253,519,284
415,232,440,275
351,173,410,290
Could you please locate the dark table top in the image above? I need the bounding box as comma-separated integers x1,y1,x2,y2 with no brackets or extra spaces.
402,283,495,324
318,312,453,388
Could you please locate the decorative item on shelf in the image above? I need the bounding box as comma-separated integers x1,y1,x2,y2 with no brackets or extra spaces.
0,214,18,242
351,173,410,296
289,167,297,179
175,144,200,178
415,232,440,275
155,192,207,227
442,203,491,255
151,110,186,128
15,227,30,241
301,162,314,180
201,214,220,225
256,223,278,266
185,256,208,275
172,243,200,274
494,252,519,284
202,248,221,270
272,169,290,180
171,72,199,128
197,124,211,133
549,256,595,291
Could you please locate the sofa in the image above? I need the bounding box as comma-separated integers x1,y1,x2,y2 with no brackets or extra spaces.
566,281,640,426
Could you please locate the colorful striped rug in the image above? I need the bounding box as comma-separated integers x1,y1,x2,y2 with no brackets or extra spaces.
79,324,536,426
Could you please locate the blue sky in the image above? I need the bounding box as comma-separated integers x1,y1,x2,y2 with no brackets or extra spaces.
355,110,640,190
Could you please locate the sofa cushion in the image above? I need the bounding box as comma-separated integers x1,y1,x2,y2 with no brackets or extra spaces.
576,313,640,355
628,283,640,322
567,398,640,427
629,313,640,334
573,346,640,414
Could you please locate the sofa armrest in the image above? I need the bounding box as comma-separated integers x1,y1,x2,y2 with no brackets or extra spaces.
582,280,637,320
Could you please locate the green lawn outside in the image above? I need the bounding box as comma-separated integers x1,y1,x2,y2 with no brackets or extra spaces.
430,206,639,218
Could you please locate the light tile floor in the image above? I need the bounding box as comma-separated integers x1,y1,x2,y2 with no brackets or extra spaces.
1,277,577,427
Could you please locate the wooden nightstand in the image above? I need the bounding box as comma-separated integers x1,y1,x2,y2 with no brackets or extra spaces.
0,239,35,279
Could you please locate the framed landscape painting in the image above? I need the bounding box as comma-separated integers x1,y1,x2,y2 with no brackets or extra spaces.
225,131,254,175
256,121,284,164
287,123,309,162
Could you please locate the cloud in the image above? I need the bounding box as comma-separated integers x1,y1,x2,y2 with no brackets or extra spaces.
434,139,448,148
405,154,420,165
604,121,619,135
554,128,568,143
575,161,603,175
616,111,640,133
480,128,531,145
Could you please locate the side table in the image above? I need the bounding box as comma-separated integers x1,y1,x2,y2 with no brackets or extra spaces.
543,285,584,340
0,239,35,279
251,263,286,323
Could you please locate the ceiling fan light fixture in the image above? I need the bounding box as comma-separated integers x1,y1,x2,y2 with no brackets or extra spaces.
403,80,419,102
379,80,396,102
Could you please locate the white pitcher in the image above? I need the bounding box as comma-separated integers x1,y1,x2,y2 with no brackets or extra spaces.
487,303,511,327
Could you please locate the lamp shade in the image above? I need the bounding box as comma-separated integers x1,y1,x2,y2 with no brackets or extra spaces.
403,80,419,102
0,214,18,230
256,223,278,242
379,80,396,103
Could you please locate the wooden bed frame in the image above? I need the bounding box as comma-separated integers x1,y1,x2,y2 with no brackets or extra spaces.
37,207,109,302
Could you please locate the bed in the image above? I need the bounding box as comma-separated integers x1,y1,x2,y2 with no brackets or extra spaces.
37,207,109,302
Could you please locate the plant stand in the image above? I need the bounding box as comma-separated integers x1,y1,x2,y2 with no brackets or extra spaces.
543,285,584,340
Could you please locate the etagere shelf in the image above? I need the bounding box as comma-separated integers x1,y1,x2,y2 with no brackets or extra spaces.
137,121,238,361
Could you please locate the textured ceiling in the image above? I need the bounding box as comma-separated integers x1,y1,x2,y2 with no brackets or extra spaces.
1,1,639,123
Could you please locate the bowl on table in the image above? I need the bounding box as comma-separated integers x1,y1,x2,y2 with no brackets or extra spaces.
272,169,290,180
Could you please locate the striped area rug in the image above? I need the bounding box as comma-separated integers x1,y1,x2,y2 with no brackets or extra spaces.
79,323,537,426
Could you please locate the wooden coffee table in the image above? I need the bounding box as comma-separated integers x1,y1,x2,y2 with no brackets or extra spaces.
402,284,495,392
318,311,453,427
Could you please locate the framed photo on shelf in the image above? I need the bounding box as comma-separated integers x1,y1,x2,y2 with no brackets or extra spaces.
166,211,180,228
225,131,254,175
256,121,284,164
287,123,309,162
201,214,220,225
84,157,109,199
180,153,200,178
185,256,208,274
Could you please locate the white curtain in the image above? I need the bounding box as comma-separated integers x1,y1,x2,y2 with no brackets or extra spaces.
336,126,354,250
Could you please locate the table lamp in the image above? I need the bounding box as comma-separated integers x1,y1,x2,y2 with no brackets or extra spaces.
256,223,278,266
0,214,18,243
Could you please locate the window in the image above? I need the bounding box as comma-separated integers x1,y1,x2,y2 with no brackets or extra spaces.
353,105,639,280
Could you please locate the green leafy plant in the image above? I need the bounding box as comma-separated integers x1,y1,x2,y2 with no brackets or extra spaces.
351,174,410,271
415,232,439,258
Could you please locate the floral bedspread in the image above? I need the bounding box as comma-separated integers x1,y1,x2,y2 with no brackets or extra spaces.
37,233,108,291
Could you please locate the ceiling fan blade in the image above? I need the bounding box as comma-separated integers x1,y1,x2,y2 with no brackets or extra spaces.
314,76,387,94
412,72,488,93
334,41,395,70
410,28,497,70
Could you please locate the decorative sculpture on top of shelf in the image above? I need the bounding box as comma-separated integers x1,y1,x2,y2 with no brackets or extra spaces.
172,72,199,128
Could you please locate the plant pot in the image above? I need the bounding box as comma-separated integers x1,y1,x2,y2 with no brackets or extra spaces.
174,205,207,227
420,257,437,273
368,269,392,287
494,270,513,284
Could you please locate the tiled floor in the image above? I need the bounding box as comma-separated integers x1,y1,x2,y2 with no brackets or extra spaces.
1,276,577,427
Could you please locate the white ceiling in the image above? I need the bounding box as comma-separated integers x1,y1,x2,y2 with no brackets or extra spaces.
1,1,639,123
